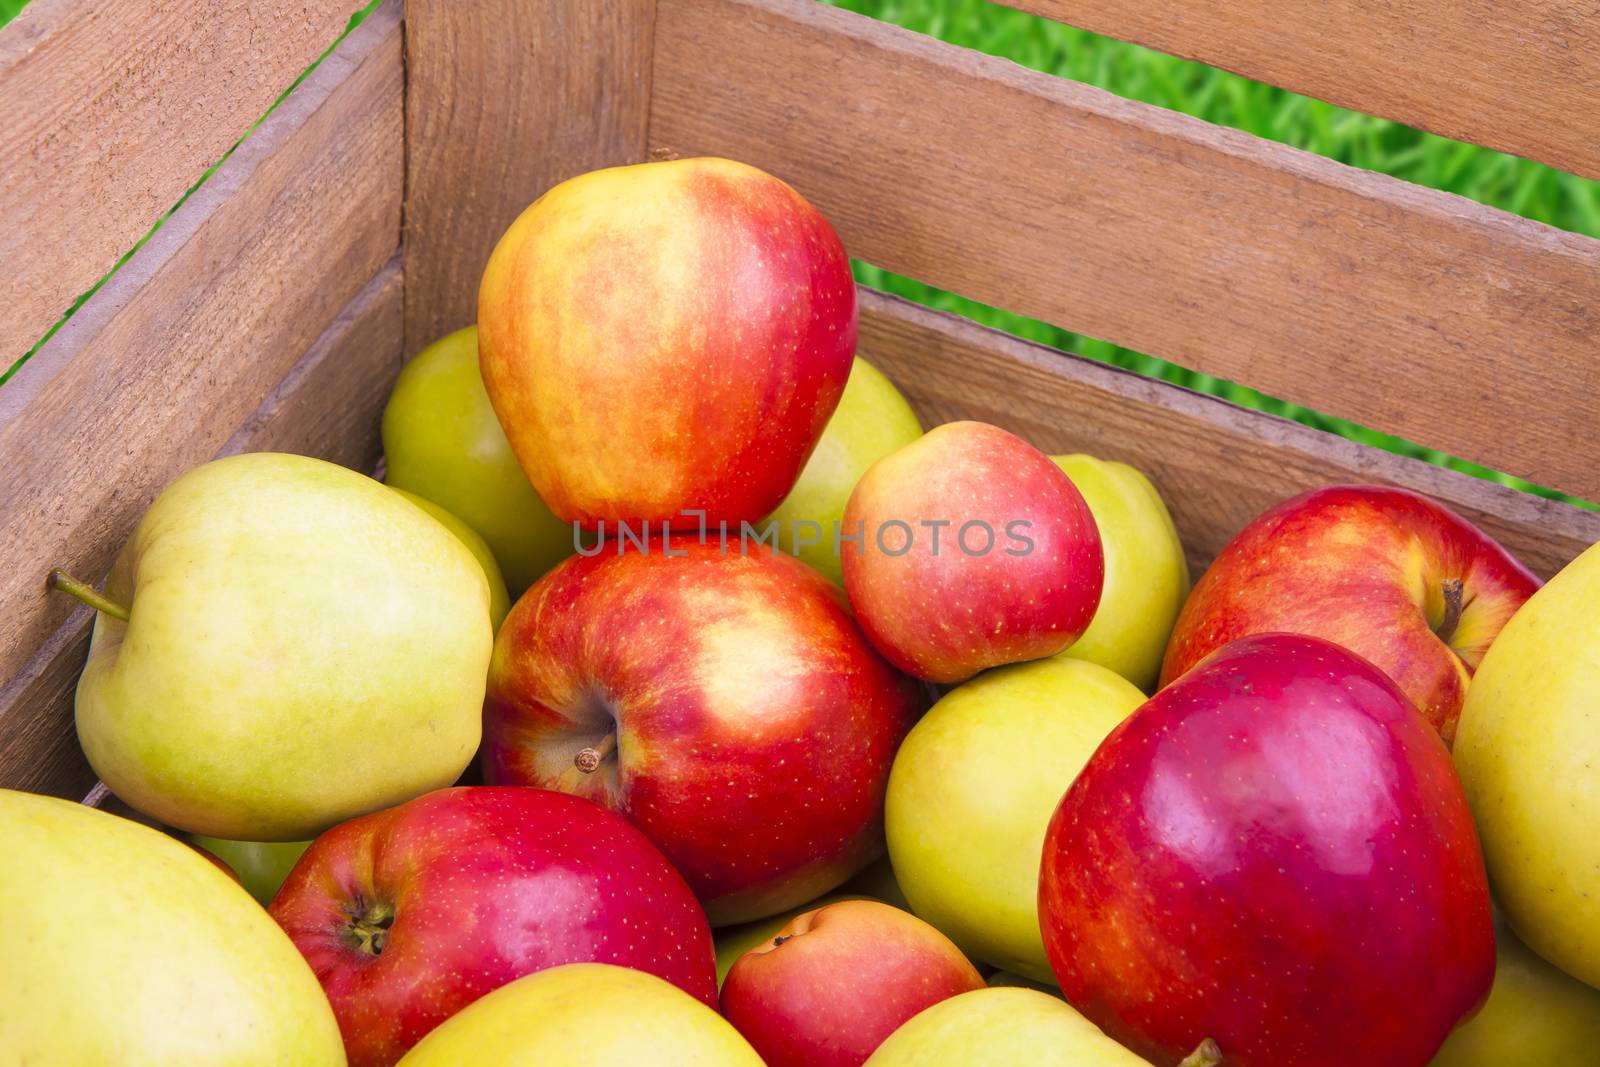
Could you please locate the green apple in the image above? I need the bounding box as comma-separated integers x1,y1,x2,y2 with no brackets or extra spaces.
1051,454,1188,692
67,452,492,840
714,894,874,986
188,835,311,907
768,356,922,583
863,987,1159,1066
383,324,574,593
0,789,343,1065
395,962,763,1066
838,852,911,911
1430,913,1600,1065
393,486,510,630
886,657,1144,982
1454,540,1600,987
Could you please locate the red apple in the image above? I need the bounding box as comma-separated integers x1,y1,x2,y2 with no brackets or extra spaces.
841,421,1103,682
483,538,922,926
1040,633,1494,1067
1161,484,1537,742
720,899,984,1067
477,156,855,528
269,787,716,1067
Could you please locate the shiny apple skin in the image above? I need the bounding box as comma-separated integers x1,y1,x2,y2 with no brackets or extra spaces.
720,900,985,1067
1041,633,1494,1067
842,421,1103,683
270,787,717,1067
1160,484,1537,742
478,157,855,528
483,538,923,926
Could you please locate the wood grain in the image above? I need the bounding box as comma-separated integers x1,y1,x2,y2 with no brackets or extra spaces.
404,0,657,355
858,287,1600,582
650,0,1600,502
0,257,404,799
1001,0,1600,182
0,0,362,365
0,2,403,697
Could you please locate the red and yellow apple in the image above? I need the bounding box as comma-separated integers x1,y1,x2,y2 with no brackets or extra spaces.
1161,484,1537,741
483,538,923,926
1042,633,1494,1067
721,899,984,1067
269,787,717,1067
842,421,1103,682
478,156,855,527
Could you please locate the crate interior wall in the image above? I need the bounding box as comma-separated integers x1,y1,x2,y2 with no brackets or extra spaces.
1,0,1596,803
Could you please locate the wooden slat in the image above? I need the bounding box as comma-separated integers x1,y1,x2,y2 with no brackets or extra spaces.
650,0,1600,503
0,1,403,694
858,287,1599,583
0,256,404,799
404,0,657,354
1002,1,1600,182
0,0,362,364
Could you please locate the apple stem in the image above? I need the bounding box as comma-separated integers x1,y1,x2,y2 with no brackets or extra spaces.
1178,1038,1223,1067
47,569,129,622
574,731,618,774
1434,577,1466,642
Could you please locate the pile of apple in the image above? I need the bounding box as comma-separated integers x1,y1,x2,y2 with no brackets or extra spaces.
7,157,1599,1067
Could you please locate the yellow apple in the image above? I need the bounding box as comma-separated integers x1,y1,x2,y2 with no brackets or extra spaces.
768,356,922,583
394,962,763,1066
1430,914,1600,1065
382,325,574,593
392,487,510,630
187,835,311,906
863,987,1157,1066
885,657,1145,981
73,452,492,840
1051,454,1188,691
0,790,344,1065
1454,540,1600,986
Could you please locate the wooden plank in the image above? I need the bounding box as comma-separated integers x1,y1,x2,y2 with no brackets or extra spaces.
857,287,1600,583
650,0,1600,503
0,2,403,695
0,0,362,365
1001,1,1600,182
0,256,404,799
404,0,657,355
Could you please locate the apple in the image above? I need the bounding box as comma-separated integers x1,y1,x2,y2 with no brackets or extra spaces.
768,356,923,583
61,452,491,840
392,487,510,630
1453,540,1600,987
1041,633,1494,1067
1050,454,1188,691
842,421,1103,682
189,835,311,906
837,853,911,911
863,987,1166,1067
0,789,343,1065
394,963,763,1067
1160,484,1538,742
483,538,922,925
270,786,717,1067
382,325,574,593
1430,912,1600,1066
478,157,855,528
721,899,984,1067
886,657,1144,981
714,894,875,986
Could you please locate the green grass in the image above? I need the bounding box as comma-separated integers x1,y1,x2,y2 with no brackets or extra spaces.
3,0,1594,507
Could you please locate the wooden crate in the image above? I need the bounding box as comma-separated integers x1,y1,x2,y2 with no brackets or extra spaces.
1,0,1597,803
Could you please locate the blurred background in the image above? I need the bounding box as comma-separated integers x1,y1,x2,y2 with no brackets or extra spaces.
3,0,1595,506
